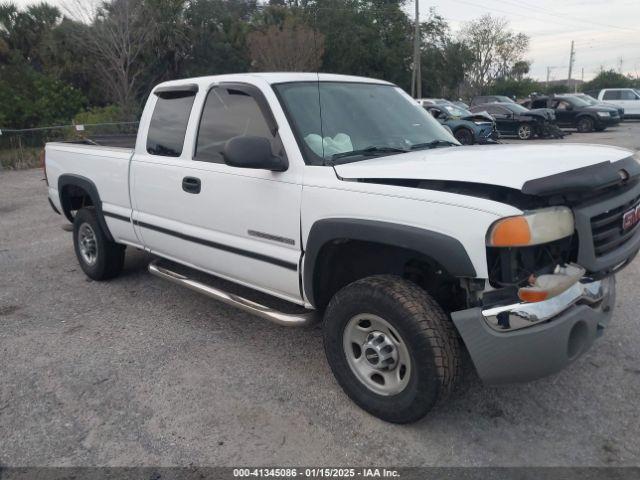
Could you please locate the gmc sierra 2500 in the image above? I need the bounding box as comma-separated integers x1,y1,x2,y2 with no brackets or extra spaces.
45,73,640,423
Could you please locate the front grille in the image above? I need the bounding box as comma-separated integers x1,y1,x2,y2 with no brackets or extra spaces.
590,194,640,256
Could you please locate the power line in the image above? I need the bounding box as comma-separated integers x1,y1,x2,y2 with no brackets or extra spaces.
447,0,614,32
499,0,640,33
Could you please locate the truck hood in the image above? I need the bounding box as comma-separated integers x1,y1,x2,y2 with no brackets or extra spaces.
334,144,634,192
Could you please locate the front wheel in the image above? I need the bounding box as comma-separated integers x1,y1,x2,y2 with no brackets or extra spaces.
517,123,533,140
73,207,125,280
454,128,474,145
577,116,594,133
323,275,461,423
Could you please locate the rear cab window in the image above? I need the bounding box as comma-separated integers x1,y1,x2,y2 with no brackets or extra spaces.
603,90,621,101
147,89,197,157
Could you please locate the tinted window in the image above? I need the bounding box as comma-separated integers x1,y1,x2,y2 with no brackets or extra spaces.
503,103,529,114
147,92,196,157
603,90,621,100
195,87,273,163
620,90,638,100
485,106,506,115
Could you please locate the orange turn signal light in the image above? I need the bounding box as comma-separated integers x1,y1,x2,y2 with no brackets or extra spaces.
489,216,532,247
518,288,549,303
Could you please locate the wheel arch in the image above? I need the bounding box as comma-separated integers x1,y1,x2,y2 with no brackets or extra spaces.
58,174,115,242
303,218,477,309
576,112,597,122
452,125,476,143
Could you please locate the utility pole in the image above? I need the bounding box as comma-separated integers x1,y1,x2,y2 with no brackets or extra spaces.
546,66,551,87
411,0,421,98
580,67,584,93
567,40,575,88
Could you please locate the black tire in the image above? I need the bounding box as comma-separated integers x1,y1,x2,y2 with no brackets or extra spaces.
576,116,594,133
73,207,125,280
454,128,474,145
517,123,533,140
323,275,461,423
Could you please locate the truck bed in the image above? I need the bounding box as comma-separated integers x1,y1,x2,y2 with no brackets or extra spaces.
45,141,139,247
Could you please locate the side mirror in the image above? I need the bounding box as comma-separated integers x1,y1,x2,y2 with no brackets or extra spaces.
223,136,288,172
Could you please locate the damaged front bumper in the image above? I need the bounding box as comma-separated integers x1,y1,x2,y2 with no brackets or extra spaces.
451,275,615,384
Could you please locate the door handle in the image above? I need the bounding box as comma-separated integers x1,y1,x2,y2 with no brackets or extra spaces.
182,176,201,194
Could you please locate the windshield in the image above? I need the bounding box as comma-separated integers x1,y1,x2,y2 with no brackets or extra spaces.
441,104,472,118
563,96,590,107
503,103,530,113
274,82,459,165
578,95,598,105
496,95,515,103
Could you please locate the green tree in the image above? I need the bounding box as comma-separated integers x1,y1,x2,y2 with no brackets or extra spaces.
0,62,85,128
305,0,412,89
181,0,257,77
0,1,61,70
582,69,638,91
418,9,472,98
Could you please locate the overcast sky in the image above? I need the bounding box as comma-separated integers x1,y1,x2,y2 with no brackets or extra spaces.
409,0,640,81
9,0,640,82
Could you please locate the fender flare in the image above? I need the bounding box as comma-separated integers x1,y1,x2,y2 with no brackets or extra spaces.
57,174,115,242
302,218,477,307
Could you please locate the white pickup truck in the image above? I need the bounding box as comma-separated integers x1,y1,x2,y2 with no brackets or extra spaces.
45,73,640,423
593,88,640,118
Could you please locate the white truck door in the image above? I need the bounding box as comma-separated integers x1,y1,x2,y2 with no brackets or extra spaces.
601,89,640,116
131,82,303,304
619,89,640,115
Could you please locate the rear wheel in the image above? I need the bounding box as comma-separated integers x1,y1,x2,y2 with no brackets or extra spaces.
323,275,461,423
577,116,594,133
517,123,533,140
454,128,474,145
73,208,125,280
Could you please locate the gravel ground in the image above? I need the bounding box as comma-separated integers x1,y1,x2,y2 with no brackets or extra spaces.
1,125,639,467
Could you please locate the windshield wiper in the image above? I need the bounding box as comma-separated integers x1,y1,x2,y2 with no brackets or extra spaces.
331,146,409,161
410,139,458,151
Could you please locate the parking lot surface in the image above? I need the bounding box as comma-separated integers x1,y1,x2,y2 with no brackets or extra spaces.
1,124,640,467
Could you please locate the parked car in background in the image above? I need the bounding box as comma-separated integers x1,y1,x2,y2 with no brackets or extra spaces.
469,102,557,140
424,103,498,145
470,95,516,107
523,95,620,132
570,93,624,119
588,88,640,118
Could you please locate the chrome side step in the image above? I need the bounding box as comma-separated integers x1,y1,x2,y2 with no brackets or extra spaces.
148,260,318,327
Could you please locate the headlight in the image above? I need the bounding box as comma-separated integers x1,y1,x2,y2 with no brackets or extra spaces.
487,207,575,247
597,111,610,117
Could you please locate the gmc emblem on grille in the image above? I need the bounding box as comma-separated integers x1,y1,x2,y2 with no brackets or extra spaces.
622,205,640,230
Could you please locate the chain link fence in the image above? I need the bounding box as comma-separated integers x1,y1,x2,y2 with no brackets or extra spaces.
0,122,139,170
